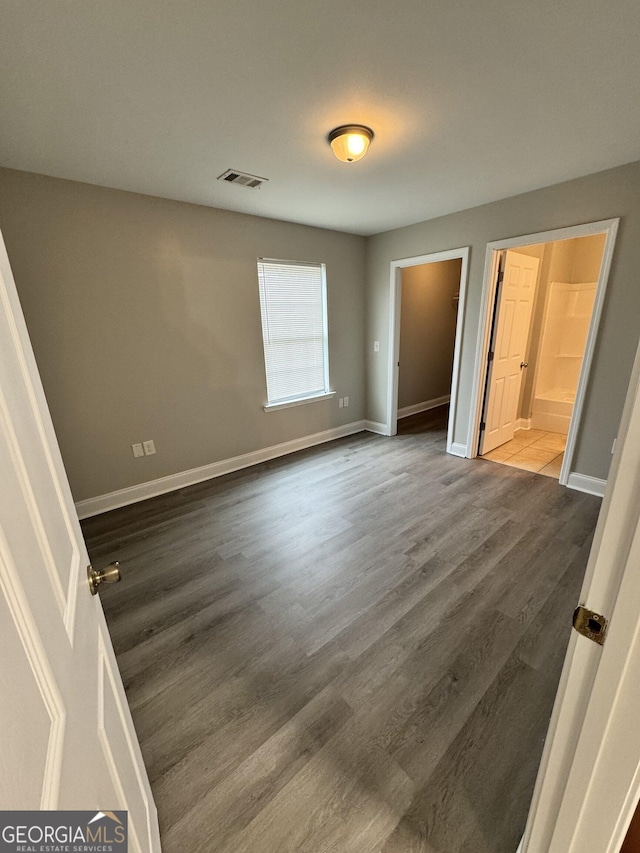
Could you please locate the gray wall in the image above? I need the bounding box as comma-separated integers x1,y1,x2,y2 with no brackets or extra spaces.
1,159,639,503
0,168,366,502
398,259,461,409
366,161,640,481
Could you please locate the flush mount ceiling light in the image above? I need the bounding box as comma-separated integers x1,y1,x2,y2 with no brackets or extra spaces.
328,125,374,163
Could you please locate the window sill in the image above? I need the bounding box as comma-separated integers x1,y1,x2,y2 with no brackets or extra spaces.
263,391,336,413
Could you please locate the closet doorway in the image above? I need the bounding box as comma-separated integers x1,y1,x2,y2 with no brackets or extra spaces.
386,247,469,453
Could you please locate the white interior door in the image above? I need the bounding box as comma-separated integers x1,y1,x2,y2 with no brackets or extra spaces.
0,229,160,851
522,337,640,852
480,250,539,454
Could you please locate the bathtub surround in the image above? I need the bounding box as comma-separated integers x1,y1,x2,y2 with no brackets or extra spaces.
519,235,605,431
531,281,597,433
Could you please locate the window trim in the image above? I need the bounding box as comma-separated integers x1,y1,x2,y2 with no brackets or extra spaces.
257,257,332,408
263,390,336,413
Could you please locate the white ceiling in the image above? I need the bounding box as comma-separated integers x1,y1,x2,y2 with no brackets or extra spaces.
2,0,640,236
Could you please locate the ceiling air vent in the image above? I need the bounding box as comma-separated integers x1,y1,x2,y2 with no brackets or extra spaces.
217,169,268,189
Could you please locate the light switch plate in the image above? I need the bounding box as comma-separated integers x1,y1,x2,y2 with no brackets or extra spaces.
143,439,156,456
132,443,144,458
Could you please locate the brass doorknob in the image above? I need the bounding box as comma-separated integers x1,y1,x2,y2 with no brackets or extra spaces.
520,362,529,368
87,561,121,595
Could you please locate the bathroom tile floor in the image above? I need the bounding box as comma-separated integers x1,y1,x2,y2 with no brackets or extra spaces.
481,429,566,478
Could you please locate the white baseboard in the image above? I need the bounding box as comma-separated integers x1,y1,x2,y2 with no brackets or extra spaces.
76,420,367,519
515,838,523,853
448,442,468,458
364,420,389,436
397,394,451,419
516,417,532,430
567,472,607,497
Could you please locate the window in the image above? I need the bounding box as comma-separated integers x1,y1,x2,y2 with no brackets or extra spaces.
257,258,331,408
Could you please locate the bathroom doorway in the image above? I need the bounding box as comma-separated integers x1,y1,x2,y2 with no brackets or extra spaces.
477,231,608,481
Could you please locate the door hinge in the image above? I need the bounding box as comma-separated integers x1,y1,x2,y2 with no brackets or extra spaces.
573,605,608,646
497,270,504,283
480,421,486,432
488,350,494,362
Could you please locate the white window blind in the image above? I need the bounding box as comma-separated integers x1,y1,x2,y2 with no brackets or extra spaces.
257,258,329,406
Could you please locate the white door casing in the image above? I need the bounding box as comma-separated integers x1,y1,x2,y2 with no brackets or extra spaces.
0,229,160,851
480,250,539,454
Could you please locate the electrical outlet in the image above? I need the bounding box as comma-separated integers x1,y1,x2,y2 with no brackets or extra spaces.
344,396,349,407
143,439,156,456
374,341,380,352
132,443,144,458
339,397,344,408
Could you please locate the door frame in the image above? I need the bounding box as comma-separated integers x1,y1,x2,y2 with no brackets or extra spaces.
386,246,470,451
467,218,619,487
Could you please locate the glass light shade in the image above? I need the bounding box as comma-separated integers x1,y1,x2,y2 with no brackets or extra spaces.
328,125,374,163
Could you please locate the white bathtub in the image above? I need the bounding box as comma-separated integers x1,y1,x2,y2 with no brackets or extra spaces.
531,388,575,434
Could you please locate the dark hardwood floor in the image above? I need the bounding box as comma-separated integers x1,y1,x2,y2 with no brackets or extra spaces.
82,407,601,853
